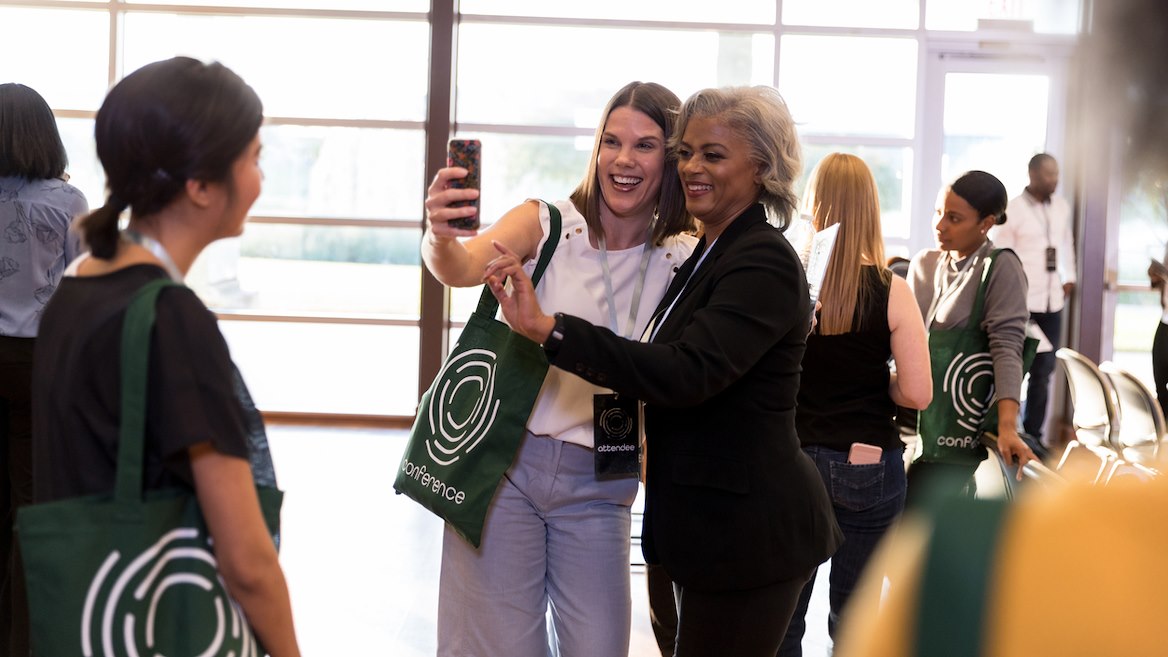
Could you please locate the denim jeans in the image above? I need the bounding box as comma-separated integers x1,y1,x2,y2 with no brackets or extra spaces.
1022,311,1062,439
777,444,906,657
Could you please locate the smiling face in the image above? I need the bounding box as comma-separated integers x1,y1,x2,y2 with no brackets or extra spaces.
934,189,994,258
595,105,666,224
676,115,761,238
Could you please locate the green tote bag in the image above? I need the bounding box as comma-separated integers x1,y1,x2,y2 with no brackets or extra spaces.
17,278,283,657
394,202,562,548
918,249,1039,465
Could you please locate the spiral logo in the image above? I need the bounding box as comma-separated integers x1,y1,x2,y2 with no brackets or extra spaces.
81,527,257,657
425,348,501,466
599,407,633,440
942,350,995,432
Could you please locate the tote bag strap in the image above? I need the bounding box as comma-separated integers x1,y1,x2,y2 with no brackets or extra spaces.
913,497,1010,657
115,277,186,504
968,248,1010,328
473,200,563,316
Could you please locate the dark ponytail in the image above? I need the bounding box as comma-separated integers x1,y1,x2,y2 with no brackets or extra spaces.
949,170,1009,225
79,195,129,259
81,56,262,260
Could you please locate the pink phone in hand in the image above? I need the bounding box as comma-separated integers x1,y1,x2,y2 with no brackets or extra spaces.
847,442,882,465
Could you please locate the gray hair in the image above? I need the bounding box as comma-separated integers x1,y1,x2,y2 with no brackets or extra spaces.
671,86,802,229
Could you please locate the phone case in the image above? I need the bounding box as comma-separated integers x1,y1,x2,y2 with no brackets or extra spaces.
446,139,481,230
847,442,882,465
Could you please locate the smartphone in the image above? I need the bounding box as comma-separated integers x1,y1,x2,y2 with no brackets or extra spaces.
847,442,882,465
446,139,481,230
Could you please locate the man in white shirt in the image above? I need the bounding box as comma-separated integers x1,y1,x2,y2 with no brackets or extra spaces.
990,154,1076,443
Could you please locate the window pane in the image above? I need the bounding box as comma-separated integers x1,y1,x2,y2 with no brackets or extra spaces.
800,145,915,239
779,36,917,138
457,25,774,127
1117,173,1168,286
783,0,919,29
1112,291,1159,389
189,226,421,317
0,8,110,110
129,0,426,9
256,125,425,220
450,286,481,327
940,73,1047,195
221,321,419,415
57,118,105,208
926,0,1081,34
459,0,774,23
122,13,428,121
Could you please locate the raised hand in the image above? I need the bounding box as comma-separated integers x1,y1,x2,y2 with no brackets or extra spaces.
484,241,555,345
424,167,481,238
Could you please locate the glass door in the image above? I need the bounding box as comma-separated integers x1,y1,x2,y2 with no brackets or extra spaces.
915,50,1068,256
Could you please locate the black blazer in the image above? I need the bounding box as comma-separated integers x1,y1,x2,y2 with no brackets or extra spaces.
551,203,842,592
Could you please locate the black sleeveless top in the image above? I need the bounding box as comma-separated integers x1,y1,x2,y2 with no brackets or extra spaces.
797,266,899,451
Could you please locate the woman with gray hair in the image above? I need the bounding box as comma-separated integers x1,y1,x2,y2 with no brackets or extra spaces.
485,85,841,656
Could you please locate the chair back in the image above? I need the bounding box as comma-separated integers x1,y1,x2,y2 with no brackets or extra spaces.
1100,361,1164,464
1055,348,1120,450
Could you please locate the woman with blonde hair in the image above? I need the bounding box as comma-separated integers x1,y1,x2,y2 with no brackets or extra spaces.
779,153,932,657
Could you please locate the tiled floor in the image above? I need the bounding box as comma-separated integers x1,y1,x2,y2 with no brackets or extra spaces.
267,424,834,656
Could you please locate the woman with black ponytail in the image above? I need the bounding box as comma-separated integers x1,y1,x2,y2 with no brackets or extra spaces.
30,57,300,656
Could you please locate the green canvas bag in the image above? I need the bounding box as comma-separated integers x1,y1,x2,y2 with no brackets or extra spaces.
918,249,1039,465
17,278,283,657
394,201,562,547
912,496,1010,657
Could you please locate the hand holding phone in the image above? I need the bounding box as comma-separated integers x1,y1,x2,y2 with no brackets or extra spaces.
446,139,481,230
847,442,882,465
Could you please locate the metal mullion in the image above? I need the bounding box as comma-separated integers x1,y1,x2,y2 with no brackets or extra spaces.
773,24,921,40
262,116,425,130
417,0,455,399
214,312,418,326
0,0,110,8
0,0,427,20
245,216,421,229
458,13,771,33
453,123,595,137
52,114,428,132
110,2,425,22
798,135,915,148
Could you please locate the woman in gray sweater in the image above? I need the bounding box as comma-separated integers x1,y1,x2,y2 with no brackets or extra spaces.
906,170,1036,506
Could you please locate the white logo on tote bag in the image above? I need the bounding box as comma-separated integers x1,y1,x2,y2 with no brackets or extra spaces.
425,348,501,466
82,527,256,657
943,351,995,432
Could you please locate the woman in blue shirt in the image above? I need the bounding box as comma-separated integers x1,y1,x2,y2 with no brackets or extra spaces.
0,82,88,655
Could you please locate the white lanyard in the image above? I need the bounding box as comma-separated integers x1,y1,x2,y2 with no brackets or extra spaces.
648,237,718,342
124,229,184,282
926,247,982,328
598,233,654,340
